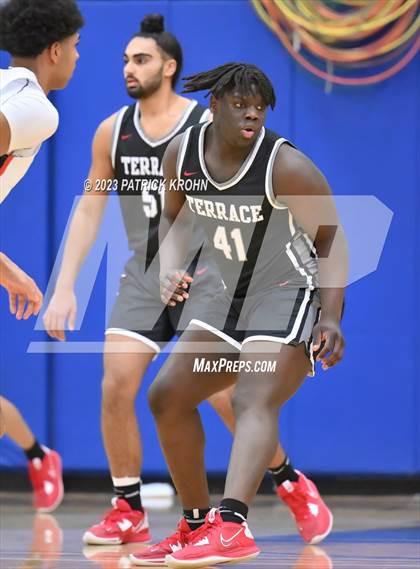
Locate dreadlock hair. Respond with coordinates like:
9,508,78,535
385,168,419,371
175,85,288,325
182,63,276,109
134,14,183,87
0,0,84,58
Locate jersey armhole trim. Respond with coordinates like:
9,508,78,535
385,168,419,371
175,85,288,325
111,106,129,170
199,108,212,123
176,126,194,179
265,137,291,210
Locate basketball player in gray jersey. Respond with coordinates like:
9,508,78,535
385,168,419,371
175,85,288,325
44,18,330,549
44,14,213,545
131,63,346,567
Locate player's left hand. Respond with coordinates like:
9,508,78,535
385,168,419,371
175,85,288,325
312,319,345,370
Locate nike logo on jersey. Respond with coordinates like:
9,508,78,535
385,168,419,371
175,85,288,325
184,170,198,177
195,267,208,276
120,134,133,140
220,528,244,547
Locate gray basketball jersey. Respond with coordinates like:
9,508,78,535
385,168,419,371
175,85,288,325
177,122,319,297
112,100,211,266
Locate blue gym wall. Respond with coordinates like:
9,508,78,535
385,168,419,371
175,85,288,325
1,1,419,477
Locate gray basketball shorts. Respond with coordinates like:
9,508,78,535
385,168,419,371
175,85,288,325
189,285,321,375
107,254,224,354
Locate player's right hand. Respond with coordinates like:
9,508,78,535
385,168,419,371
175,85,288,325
160,270,193,307
43,289,77,341
0,253,43,320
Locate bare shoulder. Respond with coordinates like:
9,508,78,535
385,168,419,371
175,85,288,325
93,111,119,144
273,143,330,196
163,132,185,172
165,132,185,157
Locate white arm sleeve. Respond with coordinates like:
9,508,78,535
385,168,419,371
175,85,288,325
2,88,59,153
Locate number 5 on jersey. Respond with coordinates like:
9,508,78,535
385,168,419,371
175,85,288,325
142,188,159,218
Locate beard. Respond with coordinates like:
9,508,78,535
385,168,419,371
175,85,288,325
126,70,163,100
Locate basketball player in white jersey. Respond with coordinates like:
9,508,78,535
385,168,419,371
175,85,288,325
0,0,83,512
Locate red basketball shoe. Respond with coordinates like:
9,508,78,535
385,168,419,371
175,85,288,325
83,498,150,545
28,447,64,513
277,471,333,544
129,517,196,566
165,508,260,568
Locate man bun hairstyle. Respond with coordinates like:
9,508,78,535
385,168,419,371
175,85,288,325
140,14,164,35
135,13,183,87
0,0,84,57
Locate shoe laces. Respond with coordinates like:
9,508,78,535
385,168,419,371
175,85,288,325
188,508,222,545
158,520,192,549
101,499,132,526
284,483,314,521
101,508,124,526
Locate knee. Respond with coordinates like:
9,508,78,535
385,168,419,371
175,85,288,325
148,365,194,418
231,390,253,417
148,372,177,418
231,384,277,418
102,368,137,410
